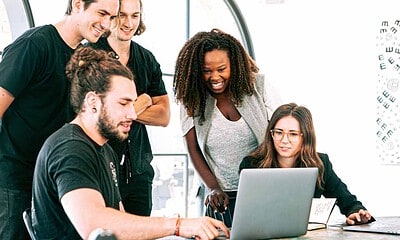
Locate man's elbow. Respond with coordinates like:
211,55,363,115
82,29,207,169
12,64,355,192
160,113,171,127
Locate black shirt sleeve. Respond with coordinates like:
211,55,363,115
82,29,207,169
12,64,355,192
318,153,367,216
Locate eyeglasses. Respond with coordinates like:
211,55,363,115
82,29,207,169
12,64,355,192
270,129,303,143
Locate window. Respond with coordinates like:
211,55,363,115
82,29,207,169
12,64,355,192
0,0,12,58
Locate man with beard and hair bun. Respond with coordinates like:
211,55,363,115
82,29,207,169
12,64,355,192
31,46,229,240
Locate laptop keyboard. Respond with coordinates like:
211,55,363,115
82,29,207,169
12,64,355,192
214,228,231,239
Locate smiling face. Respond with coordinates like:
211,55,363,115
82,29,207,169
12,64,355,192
110,0,141,42
97,75,137,142
202,49,231,95
77,0,119,43
273,116,303,167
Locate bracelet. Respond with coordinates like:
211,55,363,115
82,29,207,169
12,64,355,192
174,214,181,236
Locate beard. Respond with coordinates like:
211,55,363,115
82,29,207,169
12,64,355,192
97,107,129,142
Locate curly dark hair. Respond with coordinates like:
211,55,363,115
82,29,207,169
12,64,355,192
173,28,259,122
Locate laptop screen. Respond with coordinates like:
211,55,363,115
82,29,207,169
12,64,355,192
228,168,318,240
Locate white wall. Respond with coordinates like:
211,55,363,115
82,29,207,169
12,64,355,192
236,0,400,217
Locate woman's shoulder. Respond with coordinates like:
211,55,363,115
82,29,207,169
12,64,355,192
317,152,333,169
317,152,329,160
254,73,265,86
239,156,259,173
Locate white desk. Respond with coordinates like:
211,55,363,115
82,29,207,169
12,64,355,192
158,224,400,240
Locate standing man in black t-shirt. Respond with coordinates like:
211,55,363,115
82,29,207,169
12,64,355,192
89,0,170,216
0,1,119,239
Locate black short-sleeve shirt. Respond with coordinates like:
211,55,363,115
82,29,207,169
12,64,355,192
0,25,75,189
32,124,120,239
89,38,167,175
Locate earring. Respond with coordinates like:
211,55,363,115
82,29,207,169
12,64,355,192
92,108,97,113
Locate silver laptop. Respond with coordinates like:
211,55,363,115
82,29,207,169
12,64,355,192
218,167,318,240
342,216,400,235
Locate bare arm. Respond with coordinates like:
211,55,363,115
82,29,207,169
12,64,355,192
0,87,14,119
134,93,170,126
61,188,229,240
185,128,229,211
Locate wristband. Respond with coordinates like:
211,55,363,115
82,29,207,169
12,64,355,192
174,214,181,236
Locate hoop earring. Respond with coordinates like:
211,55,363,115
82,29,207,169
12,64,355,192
92,108,97,113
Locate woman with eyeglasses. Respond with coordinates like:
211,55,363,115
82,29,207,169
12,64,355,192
240,102,374,226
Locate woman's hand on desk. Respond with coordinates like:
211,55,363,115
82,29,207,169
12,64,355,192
346,209,374,225
205,189,229,213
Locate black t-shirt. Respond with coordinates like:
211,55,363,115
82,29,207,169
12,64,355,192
32,124,120,239
0,24,75,189
89,38,167,175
